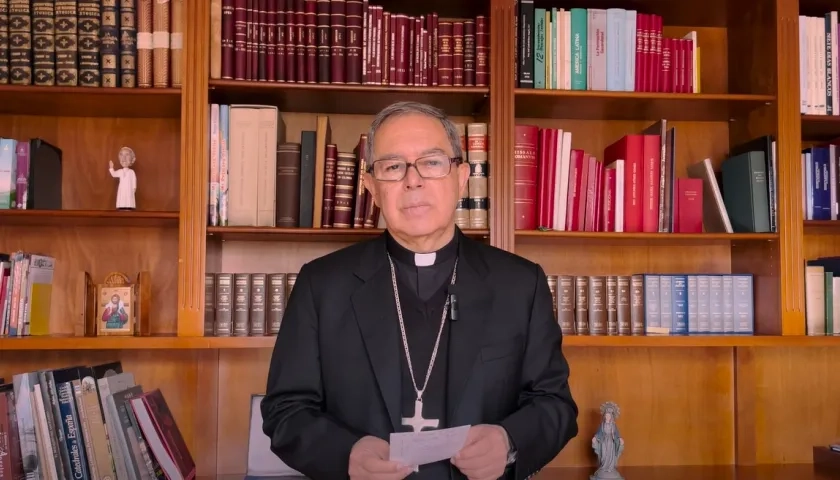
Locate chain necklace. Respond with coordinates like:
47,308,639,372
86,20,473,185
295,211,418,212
387,253,458,432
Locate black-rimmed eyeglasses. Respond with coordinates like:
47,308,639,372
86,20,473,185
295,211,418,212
367,154,462,181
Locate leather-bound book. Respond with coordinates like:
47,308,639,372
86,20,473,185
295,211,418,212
304,0,316,82
575,276,590,335
257,0,266,80
137,0,152,86
221,0,234,79
321,144,337,227
31,0,55,86
266,0,276,81
298,132,315,227
294,0,304,82
284,0,295,81
329,0,345,83
214,273,233,336
249,274,266,336
100,0,119,86
475,15,488,87
152,0,169,87
344,0,361,83
332,152,357,228
617,275,632,335
276,142,302,228
513,124,539,230
233,273,251,336
558,275,575,335
8,0,31,85
316,0,330,83
352,135,367,227
78,0,100,86
120,0,137,87
437,20,452,86
204,273,215,336
463,19,474,86
431,13,438,86
267,273,286,335
0,0,8,84
452,21,463,86
274,0,286,81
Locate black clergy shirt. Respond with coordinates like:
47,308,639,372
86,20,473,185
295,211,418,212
385,231,458,479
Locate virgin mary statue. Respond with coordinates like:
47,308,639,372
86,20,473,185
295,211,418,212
591,401,624,480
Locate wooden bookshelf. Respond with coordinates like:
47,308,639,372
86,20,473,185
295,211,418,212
4,0,840,477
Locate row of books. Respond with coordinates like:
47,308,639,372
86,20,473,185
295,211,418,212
208,104,490,230
204,271,297,337
0,137,63,211
800,12,840,116
0,362,195,480
0,0,183,88
1,251,55,338
514,122,778,234
547,273,755,336
803,142,840,221
516,6,699,94
805,256,840,335
209,0,489,87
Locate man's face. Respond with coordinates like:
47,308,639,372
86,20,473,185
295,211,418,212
365,113,469,241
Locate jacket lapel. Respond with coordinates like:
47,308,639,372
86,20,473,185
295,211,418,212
447,234,493,422
350,234,402,431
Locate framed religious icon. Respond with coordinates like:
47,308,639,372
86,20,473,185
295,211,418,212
96,271,135,336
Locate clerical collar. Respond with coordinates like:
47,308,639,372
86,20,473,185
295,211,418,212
385,230,458,267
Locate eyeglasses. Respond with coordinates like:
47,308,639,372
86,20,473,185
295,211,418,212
368,154,462,181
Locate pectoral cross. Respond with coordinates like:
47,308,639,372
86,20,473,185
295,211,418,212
402,398,439,432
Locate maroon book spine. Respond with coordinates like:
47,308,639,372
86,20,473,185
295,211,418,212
294,0,305,82
381,10,389,84
407,17,415,85
333,152,358,228
362,0,369,83
258,0,267,80
452,21,463,86
322,144,337,227
438,21,452,86
431,13,438,86
284,0,296,82
463,19,474,86
422,24,429,86
275,2,286,81
395,14,406,85
222,0,235,79
330,0,345,83
475,15,488,87
304,0,316,82
249,0,258,79
345,0,362,83
370,6,378,84
266,0,276,80
316,0,330,83
388,13,395,84
234,0,247,80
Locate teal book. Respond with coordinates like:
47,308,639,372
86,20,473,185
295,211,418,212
720,151,771,233
570,8,587,90
534,8,545,89
0,138,17,209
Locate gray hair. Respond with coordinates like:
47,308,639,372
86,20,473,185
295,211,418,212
365,101,464,171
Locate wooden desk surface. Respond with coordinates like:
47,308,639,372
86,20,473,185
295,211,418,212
205,464,840,479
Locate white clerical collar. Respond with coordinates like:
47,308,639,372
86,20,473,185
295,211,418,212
414,252,436,267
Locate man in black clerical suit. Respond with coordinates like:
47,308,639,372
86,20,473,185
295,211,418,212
261,101,578,480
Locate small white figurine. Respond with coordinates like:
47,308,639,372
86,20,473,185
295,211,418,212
591,401,624,480
109,146,137,210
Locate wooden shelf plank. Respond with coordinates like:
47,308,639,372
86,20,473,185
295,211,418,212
0,209,179,227
0,335,209,350
514,89,775,121
204,334,840,348
208,79,490,117
515,230,778,246
207,226,491,242
804,220,840,234
801,114,840,141
527,464,818,480
0,85,182,118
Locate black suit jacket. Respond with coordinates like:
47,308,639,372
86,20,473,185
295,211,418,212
261,230,578,480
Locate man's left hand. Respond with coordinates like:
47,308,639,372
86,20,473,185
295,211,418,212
450,424,510,480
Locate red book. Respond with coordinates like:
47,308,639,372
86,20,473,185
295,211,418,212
129,389,196,480
641,134,661,232
514,125,539,230
536,128,557,229
565,149,586,231
675,177,703,233
602,166,617,232
604,135,644,233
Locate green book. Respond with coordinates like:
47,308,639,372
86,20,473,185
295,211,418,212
534,8,545,89
570,8,587,90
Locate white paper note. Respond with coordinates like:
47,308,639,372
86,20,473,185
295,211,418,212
389,425,471,469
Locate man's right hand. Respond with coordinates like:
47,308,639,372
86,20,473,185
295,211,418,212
348,436,414,480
